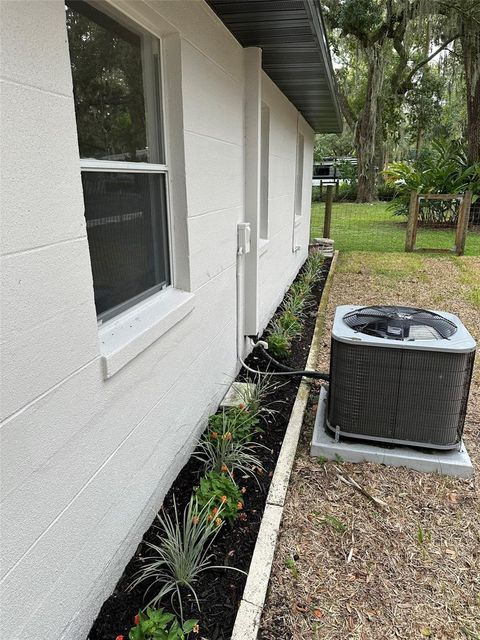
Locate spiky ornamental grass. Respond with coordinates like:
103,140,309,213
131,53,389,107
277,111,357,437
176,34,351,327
303,251,325,281
207,374,278,441
289,278,312,301
267,250,325,358
194,411,267,482
129,497,244,621
276,311,303,339
235,372,279,419
282,289,310,319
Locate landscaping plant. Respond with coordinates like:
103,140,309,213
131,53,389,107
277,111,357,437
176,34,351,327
125,608,198,640
384,139,480,223
236,372,278,418
276,310,303,339
129,497,242,619
194,471,244,525
194,412,265,480
266,325,292,359
282,288,310,319
303,251,325,282
289,278,312,301
207,406,260,441
267,251,324,359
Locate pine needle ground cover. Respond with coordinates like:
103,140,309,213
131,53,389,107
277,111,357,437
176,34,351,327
261,252,480,640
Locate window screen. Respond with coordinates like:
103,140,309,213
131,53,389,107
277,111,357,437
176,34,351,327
66,1,170,320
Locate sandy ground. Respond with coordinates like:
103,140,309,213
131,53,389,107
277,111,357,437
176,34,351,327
260,252,480,640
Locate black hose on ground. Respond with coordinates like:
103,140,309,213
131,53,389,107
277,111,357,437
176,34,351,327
244,343,330,381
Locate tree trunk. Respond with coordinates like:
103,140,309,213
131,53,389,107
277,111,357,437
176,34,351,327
461,29,480,164
415,127,423,158
374,93,386,186
355,43,386,202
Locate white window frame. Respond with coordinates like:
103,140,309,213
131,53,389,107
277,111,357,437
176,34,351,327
69,2,173,324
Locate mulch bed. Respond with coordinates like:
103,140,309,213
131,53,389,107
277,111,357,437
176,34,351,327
88,256,331,640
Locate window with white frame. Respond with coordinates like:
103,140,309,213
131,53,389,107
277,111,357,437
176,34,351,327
260,103,270,240
66,1,170,321
294,132,305,218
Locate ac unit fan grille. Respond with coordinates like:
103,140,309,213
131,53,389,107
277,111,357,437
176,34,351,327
342,305,457,341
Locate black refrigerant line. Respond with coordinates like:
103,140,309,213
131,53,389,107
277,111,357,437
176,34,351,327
239,340,330,381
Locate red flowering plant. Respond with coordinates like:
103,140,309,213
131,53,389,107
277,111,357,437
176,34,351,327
194,471,244,525
207,407,260,441
127,608,198,639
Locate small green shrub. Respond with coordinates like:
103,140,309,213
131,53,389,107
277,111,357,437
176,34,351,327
267,326,292,358
311,185,322,202
208,407,260,441
337,181,357,201
376,181,395,200
194,471,244,525
276,311,303,339
127,608,198,640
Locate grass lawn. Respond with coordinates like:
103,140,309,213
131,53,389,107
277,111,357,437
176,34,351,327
310,201,480,256
261,251,480,640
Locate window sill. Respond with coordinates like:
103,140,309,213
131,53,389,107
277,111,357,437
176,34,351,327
258,238,270,256
99,288,195,379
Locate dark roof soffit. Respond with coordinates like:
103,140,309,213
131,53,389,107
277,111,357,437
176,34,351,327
206,0,343,133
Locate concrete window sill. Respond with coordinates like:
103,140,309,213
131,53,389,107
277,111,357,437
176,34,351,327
99,288,195,379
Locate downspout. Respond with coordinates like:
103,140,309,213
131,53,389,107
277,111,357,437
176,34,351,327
236,223,251,359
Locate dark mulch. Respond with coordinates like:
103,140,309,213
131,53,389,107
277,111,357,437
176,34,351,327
88,257,331,640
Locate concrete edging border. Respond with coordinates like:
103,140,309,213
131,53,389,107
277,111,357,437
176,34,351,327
231,250,339,639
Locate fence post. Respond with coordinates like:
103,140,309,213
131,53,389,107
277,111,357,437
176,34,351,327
323,185,334,238
455,190,472,256
405,190,419,252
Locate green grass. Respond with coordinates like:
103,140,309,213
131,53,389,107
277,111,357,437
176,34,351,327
311,201,480,256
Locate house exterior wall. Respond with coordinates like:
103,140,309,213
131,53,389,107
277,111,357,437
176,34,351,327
0,1,314,638
257,73,314,333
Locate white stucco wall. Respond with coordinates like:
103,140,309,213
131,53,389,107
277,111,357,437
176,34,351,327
0,2,314,638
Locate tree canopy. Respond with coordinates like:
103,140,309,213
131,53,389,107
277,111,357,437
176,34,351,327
319,0,480,201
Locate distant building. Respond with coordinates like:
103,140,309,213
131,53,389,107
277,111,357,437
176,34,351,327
313,156,357,192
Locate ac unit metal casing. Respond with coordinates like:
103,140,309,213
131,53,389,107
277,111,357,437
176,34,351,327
327,305,476,449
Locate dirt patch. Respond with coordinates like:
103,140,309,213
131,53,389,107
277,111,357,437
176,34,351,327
260,252,480,640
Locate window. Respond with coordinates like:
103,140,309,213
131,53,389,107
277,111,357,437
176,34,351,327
260,103,270,240
294,132,304,217
66,1,170,321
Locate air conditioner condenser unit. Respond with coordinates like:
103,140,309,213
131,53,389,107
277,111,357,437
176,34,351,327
327,305,476,450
